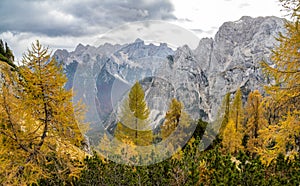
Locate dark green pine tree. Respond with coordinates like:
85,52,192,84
0,40,5,55
0,40,16,68
4,42,14,62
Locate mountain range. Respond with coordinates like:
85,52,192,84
54,16,285,141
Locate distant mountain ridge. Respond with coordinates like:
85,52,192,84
54,16,285,139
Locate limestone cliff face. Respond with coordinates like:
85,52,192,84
54,16,285,134
194,16,285,119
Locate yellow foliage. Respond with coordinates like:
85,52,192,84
114,82,153,146
230,88,244,133
244,90,268,154
258,11,300,163
0,41,87,184
222,119,243,154
160,98,192,152
114,121,153,146
221,89,244,154
161,98,183,139
257,112,300,164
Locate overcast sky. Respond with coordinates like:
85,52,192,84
0,0,285,60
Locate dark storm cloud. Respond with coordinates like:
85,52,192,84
0,0,176,37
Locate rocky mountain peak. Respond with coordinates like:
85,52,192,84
215,16,284,46
75,43,86,54
134,38,144,43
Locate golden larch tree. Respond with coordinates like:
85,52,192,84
160,98,192,152
114,82,153,146
221,88,244,154
258,0,300,164
0,41,87,185
244,90,267,154
161,98,182,139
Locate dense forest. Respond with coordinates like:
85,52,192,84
0,0,299,185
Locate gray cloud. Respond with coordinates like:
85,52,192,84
93,21,200,50
191,28,215,35
191,29,204,33
0,0,176,37
239,3,250,8
204,30,214,35
178,18,192,22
